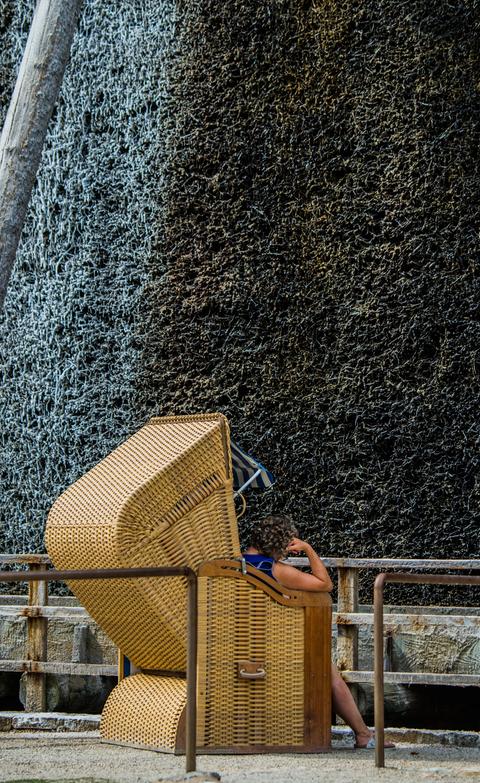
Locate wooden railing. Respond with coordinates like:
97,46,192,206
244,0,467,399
290,556,480,689
1,554,479,713
0,554,117,711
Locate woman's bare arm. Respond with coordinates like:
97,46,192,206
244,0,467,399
272,538,333,592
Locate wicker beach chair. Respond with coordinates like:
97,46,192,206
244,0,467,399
45,413,331,753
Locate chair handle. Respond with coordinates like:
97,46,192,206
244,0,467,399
237,660,266,679
239,668,266,679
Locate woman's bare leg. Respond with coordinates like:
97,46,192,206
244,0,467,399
331,663,372,745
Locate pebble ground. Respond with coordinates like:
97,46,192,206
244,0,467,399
0,732,479,783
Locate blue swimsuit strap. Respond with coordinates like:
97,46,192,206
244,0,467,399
244,554,276,579
256,559,274,571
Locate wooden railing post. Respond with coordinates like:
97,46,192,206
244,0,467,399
336,566,359,673
24,562,48,711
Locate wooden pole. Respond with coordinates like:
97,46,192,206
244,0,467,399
0,0,84,309
24,562,49,711
336,566,359,672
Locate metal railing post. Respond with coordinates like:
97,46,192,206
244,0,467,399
0,565,197,774
373,573,386,769
374,572,480,770
186,569,198,773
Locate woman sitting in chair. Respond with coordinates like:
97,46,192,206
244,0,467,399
243,514,394,750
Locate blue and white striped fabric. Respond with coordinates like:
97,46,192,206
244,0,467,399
230,440,276,493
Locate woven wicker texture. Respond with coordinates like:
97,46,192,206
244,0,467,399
101,673,186,751
197,574,305,749
45,413,240,670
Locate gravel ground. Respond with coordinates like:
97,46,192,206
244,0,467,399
0,733,479,783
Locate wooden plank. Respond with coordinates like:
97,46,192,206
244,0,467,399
3,604,479,626
288,557,480,570
0,660,117,676
380,605,480,616
0,554,51,565
2,554,479,570
0,595,80,606
3,554,479,570
341,671,480,687
0,0,84,307
0,605,90,619
3,606,480,628
5,661,478,686
335,612,480,630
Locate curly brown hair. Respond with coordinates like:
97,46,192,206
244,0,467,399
249,514,299,559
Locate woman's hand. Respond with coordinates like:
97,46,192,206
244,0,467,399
286,537,310,555
275,536,333,593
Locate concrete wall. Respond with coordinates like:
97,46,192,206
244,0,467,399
1,595,479,728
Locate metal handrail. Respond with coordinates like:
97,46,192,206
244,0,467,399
374,572,480,769
0,566,198,774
